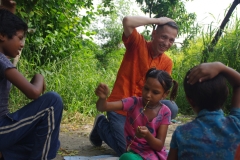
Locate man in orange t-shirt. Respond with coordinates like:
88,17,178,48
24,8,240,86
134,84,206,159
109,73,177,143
90,16,179,156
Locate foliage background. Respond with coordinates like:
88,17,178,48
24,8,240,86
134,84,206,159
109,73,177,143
8,0,240,121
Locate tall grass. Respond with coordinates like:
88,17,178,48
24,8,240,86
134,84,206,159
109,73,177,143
9,18,240,120
9,49,124,121
168,16,240,114
167,39,203,115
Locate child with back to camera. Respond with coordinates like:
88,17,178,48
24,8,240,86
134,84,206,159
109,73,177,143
95,68,178,160
0,1,63,159
167,62,240,160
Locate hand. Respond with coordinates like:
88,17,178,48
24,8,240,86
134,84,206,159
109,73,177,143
187,62,223,85
156,17,175,25
30,74,45,94
0,0,16,13
135,126,149,138
95,83,110,99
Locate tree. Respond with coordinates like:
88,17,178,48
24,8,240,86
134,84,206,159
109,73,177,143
14,0,112,65
135,0,198,43
91,0,141,68
201,0,240,62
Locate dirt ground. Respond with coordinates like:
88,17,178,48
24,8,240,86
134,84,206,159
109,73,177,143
53,120,184,160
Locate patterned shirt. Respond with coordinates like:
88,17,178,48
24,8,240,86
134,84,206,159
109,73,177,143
0,53,15,118
170,108,240,160
122,96,171,160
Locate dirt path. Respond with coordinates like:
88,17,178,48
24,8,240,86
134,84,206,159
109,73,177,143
54,122,182,160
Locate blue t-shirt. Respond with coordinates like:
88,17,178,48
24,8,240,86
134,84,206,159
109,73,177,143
170,108,240,160
0,53,15,118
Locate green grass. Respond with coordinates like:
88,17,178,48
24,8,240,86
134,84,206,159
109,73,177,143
8,19,240,122
9,49,124,123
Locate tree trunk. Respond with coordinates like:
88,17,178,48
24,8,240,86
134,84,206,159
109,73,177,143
201,0,240,63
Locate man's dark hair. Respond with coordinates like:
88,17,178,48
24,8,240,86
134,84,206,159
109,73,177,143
0,9,28,39
184,69,229,111
156,21,179,33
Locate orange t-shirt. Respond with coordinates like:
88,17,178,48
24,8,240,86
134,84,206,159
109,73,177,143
107,29,173,116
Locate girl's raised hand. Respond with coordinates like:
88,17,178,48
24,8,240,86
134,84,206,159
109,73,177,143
95,83,110,99
0,0,16,13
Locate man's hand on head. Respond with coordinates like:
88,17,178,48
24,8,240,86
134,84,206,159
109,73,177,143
0,0,16,14
157,17,175,25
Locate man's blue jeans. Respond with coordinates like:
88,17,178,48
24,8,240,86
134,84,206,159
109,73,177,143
161,100,179,120
96,100,178,156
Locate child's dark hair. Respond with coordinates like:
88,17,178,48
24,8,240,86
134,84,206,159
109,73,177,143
184,69,229,111
145,68,178,101
156,21,179,33
0,9,28,39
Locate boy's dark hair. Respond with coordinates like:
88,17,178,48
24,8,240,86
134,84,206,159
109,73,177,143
0,9,28,39
156,21,179,33
184,69,229,111
145,68,178,101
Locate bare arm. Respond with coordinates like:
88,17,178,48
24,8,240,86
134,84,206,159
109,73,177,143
5,68,45,99
122,16,175,38
95,83,123,112
187,62,240,108
135,124,168,151
167,148,178,160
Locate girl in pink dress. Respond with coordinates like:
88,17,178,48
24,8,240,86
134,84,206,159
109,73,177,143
95,68,178,160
